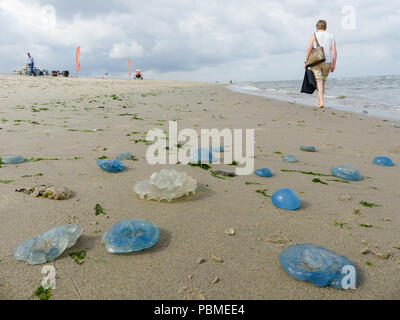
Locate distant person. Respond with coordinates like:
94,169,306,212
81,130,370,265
26,53,35,76
305,20,337,108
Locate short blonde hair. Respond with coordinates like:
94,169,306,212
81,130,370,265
316,20,327,30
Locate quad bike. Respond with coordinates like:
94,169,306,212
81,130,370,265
134,69,143,80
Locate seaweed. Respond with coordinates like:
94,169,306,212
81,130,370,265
210,170,226,179
312,178,328,185
95,203,105,216
256,190,271,198
25,158,59,162
360,201,381,208
281,169,333,177
245,181,262,185
131,114,144,121
188,162,211,170
69,251,86,265
22,173,43,178
0,180,14,184
360,223,373,228
34,286,52,300
334,220,348,228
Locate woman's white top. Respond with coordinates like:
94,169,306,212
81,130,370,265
314,31,335,64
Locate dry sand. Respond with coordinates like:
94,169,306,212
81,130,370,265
0,74,400,300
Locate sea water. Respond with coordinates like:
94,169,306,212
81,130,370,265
228,75,400,120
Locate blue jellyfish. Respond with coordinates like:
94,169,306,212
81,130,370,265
210,146,224,152
373,156,394,167
283,155,297,163
255,168,272,178
272,188,301,210
300,146,316,152
331,166,363,181
189,148,216,163
102,220,159,253
116,152,133,160
279,244,357,289
2,155,25,164
97,159,126,172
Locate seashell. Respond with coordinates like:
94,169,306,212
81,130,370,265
14,225,83,265
102,219,159,253
16,184,72,200
134,169,197,202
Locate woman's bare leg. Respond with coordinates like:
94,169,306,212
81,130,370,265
316,79,324,107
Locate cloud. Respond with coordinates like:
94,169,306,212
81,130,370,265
0,0,399,81
109,42,143,58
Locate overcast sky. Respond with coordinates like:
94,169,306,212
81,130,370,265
0,0,399,81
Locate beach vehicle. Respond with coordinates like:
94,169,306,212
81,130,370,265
134,69,143,80
13,66,43,76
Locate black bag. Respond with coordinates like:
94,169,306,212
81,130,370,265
301,68,317,94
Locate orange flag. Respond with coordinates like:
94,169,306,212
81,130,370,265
128,58,131,76
76,46,80,73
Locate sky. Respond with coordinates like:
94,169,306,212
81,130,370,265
0,0,399,81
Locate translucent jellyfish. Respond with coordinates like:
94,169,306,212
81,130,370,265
116,152,134,160
331,166,363,181
97,159,126,172
102,220,159,253
283,155,297,163
300,146,316,152
272,188,301,210
255,168,272,178
134,169,197,202
14,225,84,265
2,155,25,164
189,148,217,163
279,244,357,289
373,156,394,167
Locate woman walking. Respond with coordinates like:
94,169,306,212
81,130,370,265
305,20,337,108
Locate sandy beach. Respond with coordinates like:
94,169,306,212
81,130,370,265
1,74,400,300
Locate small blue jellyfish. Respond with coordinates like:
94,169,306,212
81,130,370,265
331,166,363,181
272,188,301,210
255,168,272,178
116,152,133,160
283,155,297,163
279,244,357,289
97,159,126,172
300,146,316,152
373,156,394,167
210,146,224,152
102,220,159,253
2,155,25,164
189,148,216,163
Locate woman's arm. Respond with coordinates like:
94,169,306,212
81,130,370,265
304,35,314,68
331,40,337,72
